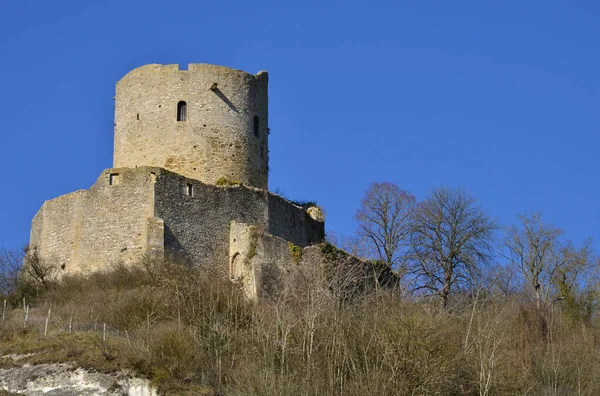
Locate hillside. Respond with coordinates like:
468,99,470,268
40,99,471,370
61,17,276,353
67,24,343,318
1,246,600,395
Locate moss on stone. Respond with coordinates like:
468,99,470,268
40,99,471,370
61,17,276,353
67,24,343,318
246,228,258,262
320,242,345,262
215,177,242,186
288,242,302,264
291,200,317,208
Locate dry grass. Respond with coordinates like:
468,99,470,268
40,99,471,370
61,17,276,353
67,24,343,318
1,259,600,395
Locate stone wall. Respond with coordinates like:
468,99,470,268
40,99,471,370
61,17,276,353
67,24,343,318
29,167,324,281
229,221,260,297
153,169,269,267
29,168,156,275
74,168,156,272
29,190,86,271
229,221,298,299
241,241,399,300
267,194,324,247
153,169,324,267
252,232,297,299
114,64,269,189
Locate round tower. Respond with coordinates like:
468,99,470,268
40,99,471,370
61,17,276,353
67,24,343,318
113,63,269,189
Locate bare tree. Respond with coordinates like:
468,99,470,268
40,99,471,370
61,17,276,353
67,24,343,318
335,233,373,260
503,213,592,309
355,182,416,274
0,247,24,296
482,264,521,299
23,249,56,290
409,187,497,309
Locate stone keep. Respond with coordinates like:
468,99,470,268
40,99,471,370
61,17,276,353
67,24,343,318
114,64,269,189
28,63,324,298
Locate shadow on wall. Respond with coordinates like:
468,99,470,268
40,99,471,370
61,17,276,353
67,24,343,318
211,88,239,114
258,262,284,299
163,224,191,265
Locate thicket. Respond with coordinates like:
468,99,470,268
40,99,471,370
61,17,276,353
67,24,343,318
1,252,600,395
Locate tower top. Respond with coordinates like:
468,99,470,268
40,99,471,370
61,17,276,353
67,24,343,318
118,63,268,81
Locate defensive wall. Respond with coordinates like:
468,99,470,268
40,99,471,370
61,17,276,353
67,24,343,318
29,167,324,278
30,170,157,274
228,224,399,299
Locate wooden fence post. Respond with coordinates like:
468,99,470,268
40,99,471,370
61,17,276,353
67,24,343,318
23,305,29,328
44,307,52,336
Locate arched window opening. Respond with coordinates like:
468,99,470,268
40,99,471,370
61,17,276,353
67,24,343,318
230,252,241,280
253,116,259,137
177,101,187,121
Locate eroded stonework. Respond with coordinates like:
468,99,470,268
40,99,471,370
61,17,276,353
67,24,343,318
28,63,324,298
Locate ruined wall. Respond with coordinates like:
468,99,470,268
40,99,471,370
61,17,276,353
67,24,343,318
252,232,297,299
74,168,156,273
229,221,296,299
29,190,86,270
229,222,260,297
114,64,269,189
153,169,324,270
235,239,398,300
153,170,269,268
267,195,324,247
28,168,157,275
29,166,324,278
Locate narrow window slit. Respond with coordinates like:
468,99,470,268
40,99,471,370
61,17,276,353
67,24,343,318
177,101,187,121
253,116,259,137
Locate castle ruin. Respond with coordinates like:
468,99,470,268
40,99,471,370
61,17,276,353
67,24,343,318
28,64,325,297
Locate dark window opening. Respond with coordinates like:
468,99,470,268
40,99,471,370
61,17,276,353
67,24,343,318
109,173,119,185
177,101,187,121
186,183,193,196
136,113,139,120
253,116,259,137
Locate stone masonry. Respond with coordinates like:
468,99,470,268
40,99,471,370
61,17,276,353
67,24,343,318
28,63,325,298
114,64,269,189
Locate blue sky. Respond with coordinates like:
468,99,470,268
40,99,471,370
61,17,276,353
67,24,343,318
0,0,598,256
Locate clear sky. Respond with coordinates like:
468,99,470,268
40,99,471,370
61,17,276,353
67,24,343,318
0,0,598,256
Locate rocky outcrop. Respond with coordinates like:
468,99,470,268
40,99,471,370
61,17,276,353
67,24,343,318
0,362,156,396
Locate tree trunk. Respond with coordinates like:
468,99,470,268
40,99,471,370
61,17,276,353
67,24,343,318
442,272,451,309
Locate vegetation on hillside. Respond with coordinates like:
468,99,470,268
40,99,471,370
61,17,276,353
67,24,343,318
0,250,598,394
0,182,598,395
